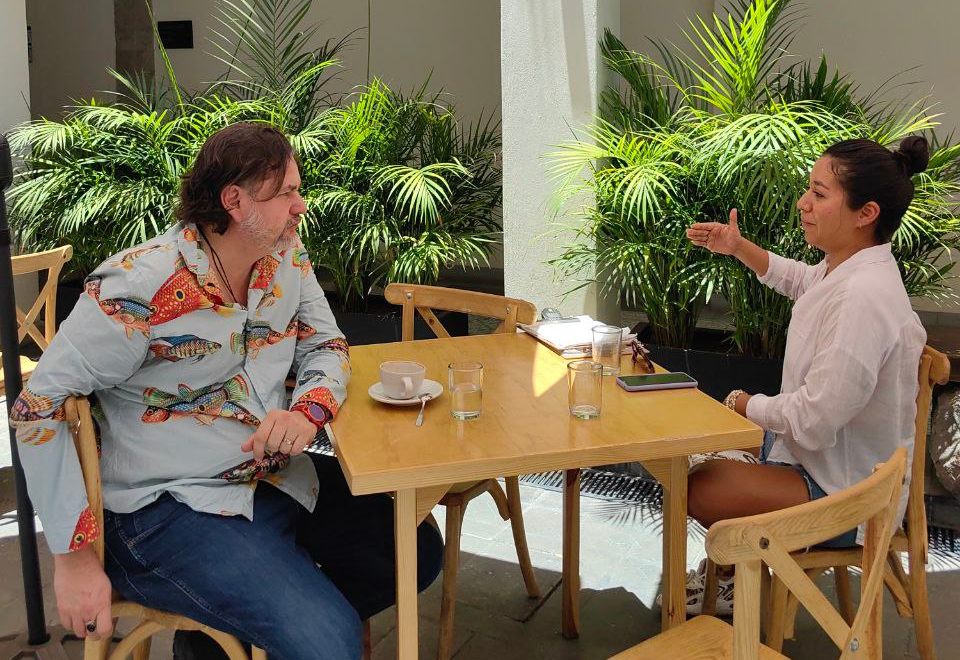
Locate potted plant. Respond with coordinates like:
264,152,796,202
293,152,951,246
548,0,960,399
9,0,503,345
298,78,501,340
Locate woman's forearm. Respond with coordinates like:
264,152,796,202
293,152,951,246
732,237,770,277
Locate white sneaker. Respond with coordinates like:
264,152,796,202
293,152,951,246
655,559,735,616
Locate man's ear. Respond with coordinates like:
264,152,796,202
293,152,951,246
857,200,880,229
220,184,242,215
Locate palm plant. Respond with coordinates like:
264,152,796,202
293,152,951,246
8,63,336,277
302,80,501,309
9,0,502,299
550,0,960,357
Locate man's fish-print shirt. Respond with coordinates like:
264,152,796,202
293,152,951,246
10,223,350,554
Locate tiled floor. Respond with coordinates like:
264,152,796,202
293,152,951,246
0,480,958,658
1,395,959,657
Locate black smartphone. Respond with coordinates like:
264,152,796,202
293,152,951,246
616,372,698,392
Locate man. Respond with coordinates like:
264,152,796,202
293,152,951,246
11,122,443,659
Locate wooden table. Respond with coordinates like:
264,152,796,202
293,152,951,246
328,333,762,658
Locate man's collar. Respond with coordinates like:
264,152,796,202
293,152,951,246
178,222,287,293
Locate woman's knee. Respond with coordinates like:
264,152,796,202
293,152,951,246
687,466,726,527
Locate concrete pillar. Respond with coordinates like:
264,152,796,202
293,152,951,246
500,0,620,320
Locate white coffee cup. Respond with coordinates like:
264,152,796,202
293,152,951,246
379,361,426,399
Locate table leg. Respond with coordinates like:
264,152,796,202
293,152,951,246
395,488,419,659
562,468,581,639
661,457,688,630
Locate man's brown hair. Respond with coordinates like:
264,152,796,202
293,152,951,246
176,122,294,234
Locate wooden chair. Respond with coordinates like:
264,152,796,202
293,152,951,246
611,447,908,660
0,245,72,394
63,396,268,660
383,283,541,660
765,345,951,658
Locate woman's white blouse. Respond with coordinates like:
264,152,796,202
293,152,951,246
746,243,926,529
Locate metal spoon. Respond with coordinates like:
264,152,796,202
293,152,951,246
415,394,430,426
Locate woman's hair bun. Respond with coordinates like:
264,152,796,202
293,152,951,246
893,135,930,176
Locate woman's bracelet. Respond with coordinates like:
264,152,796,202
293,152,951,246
724,389,746,411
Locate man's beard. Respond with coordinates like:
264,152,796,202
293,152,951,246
239,206,299,252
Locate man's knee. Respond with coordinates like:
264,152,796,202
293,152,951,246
417,520,444,593
272,598,362,660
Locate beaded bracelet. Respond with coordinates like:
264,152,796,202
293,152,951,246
723,389,746,411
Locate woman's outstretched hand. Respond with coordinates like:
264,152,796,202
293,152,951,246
687,208,742,256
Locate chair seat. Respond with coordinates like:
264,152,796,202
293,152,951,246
0,354,39,393
609,616,787,659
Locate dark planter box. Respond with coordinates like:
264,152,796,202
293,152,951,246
644,344,783,402
635,326,783,402
328,294,468,346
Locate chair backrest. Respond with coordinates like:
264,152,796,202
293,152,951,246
11,245,73,352
383,283,537,341
707,447,907,660
907,345,951,562
63,396,105,564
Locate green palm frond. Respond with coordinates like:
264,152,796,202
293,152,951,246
550,0,960,356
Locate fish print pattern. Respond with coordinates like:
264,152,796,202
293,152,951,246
148,257,216,325
216,453,290,483
141,375,260,427
291,248,312,278
85,275,152,338
230,319,298,358
109,244,170,271
148,335,222,362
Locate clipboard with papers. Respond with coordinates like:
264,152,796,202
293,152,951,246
516,315,635,358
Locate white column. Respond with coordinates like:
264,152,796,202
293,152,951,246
500,0,620,319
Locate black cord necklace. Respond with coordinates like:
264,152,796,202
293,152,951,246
198,227,240,304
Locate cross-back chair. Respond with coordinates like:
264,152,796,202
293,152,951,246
763,345,950,658
1,245,72,394
612,447,908,660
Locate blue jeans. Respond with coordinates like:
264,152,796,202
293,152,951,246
103,453,444,660
760,430,858,548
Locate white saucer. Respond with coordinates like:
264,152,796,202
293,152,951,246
368,379,443,405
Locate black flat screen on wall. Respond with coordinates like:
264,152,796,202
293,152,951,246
157,20,193,49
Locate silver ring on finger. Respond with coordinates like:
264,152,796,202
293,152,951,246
281,437,295,453
85,620,97,633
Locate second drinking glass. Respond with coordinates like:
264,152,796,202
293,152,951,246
448,361,483,420
591,324,623,375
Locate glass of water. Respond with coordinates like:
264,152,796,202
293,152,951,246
568,360,603,419
591,325,623,375
449,361,483,420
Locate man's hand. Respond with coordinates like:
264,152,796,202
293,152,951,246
241,409,317,460
687,208,743,256
53,546,113,640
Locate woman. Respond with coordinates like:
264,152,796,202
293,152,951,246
677,136,929,615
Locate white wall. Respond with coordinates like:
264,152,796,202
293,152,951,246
153,0,501,126
25,0,115,119
621,0,712,60
1,0,39,308
1,0,31,132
